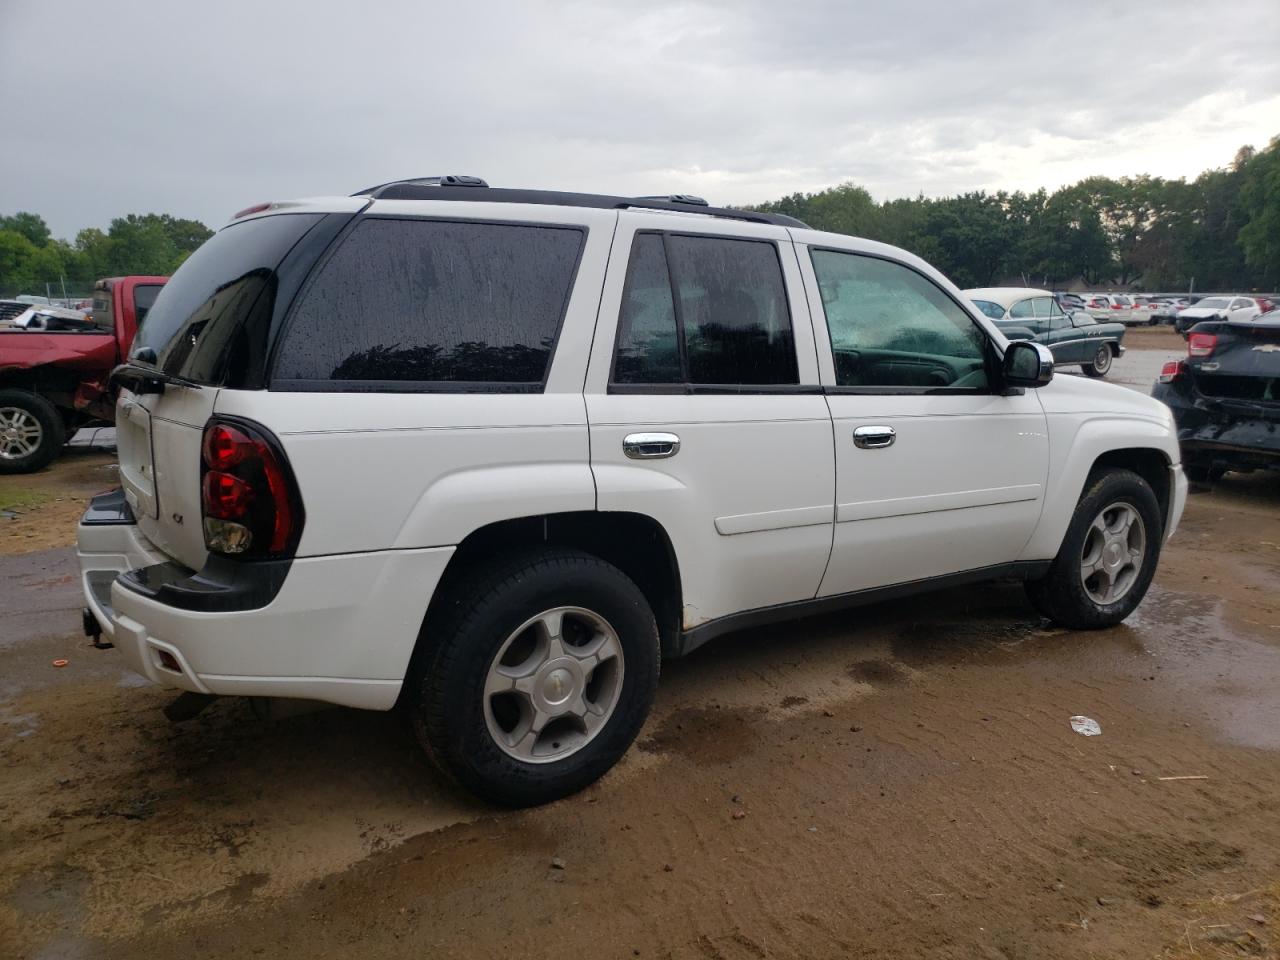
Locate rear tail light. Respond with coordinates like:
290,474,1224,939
1159,360,1186,383
200,419,304,558
1111,303,1123,309
1188,333,1218,358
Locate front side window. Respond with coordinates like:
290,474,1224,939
810,250,989,391
275,218,584,388
610,233,798,387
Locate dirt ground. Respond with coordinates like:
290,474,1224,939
3,362,1280,959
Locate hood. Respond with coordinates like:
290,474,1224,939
1179,307,1226,319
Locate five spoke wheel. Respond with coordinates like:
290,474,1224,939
1079,501,1146,605
483,606,625,763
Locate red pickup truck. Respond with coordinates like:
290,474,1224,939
0,275,167,473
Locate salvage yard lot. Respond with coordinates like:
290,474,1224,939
3,339,1280,960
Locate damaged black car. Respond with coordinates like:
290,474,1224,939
1153,311,1280,482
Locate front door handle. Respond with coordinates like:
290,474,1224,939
623,432,681,459
853,425,896,449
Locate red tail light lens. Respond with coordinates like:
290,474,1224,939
1188,333,1218,358
1158,360,1185,383
200,418,303,558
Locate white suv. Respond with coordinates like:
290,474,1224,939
77,177,1187,805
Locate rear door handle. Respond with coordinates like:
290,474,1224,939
853,425,896,449
623,432,681,459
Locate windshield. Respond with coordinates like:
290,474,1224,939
971,299,1005,319
131,213,323,385
1193,297,1231,309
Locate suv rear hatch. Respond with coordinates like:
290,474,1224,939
1187,317,1280,414
116,210,346,570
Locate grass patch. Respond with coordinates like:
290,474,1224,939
0,486,53,513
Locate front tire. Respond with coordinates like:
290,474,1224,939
1025,468,1162,629
0,389,66,474
1082,344,1113,378
407,549,660,807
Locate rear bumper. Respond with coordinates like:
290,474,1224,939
78,509,454,711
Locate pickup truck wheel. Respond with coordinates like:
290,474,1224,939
408,549,660,807
1081,344,1113,377
0,390,66,474
1024,468,1162,629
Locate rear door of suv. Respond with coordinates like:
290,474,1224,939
584,212,835,630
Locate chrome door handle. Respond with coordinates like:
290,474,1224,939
623,432,681,459
853,425,896,449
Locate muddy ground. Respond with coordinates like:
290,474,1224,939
4,346,1280,960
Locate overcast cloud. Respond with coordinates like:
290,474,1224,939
2,0,1277,239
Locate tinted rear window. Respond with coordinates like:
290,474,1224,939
272,218,584,390
132,213,324,384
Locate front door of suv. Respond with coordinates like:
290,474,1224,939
585,214,835,629
795,241,1050,596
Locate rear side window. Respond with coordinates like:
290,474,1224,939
133,213,324,385
133,284,162,328
90,291,113,333
273,218,584,390
610,232,798,388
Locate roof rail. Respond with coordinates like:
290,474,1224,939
635,194,709,207
351,181,809,228
352,175,488,196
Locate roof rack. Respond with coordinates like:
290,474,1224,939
349,178,809,229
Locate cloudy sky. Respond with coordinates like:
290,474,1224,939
2,0,1277,240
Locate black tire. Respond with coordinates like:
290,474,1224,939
407,548,660,807
1024,468,1163,629
1081,344,1113,378
0,389,66,474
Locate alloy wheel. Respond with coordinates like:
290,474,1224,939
1080,501,1145,605
483,606,625,763
0,406,43,460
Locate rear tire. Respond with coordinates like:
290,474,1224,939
1025,468,1162,629
407,548,660,807
1082,344,1113,378
0,389,66,474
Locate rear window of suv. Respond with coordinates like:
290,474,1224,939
132,213,325,385
272,218,585,391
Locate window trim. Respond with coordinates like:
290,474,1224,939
266,213,588,394
606,229,805,394
806,245,1000,396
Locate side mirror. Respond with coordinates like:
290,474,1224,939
1003,340,1054,388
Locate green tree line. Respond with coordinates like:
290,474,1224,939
756,135,1280,292
0,211,212,298
5,135,1277,298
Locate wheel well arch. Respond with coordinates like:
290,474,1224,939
419,510,684,662
1089,447,1171,521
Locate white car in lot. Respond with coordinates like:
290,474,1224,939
77,178,1187,805
1085,294,1136,324
1174,295,1268,335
